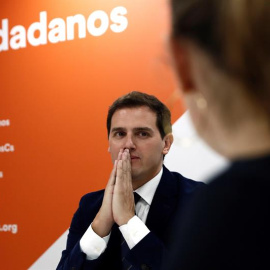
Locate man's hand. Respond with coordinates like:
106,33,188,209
92,149,135,237
91,150,123,237
113,149,135,226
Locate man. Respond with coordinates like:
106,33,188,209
57,91,204,270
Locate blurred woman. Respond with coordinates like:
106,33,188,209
166,0,270,269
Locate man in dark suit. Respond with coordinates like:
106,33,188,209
57,91,204,270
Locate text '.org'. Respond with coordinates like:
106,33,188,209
0,224,18,234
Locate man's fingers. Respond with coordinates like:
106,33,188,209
122,149,131,174
117,148,123,161
107,147,124,188
106,160,117,188
115,150,132,195
113,152,135,225
116,151,130,181
116,159,123,179
125,150,131,174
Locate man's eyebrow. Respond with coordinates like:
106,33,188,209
111,127,126,133
110,127,154,133
133,127,154,133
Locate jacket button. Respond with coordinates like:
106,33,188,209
141,264,150,270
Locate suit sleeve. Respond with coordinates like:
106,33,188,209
56,194,105,270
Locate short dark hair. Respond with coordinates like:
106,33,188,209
107,91,172,138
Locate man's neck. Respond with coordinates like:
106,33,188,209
132,166,163,190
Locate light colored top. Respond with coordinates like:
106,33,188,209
80,168,163,260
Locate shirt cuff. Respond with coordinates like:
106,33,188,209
80,223,110,260
119,215,150,250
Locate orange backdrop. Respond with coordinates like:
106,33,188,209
0,0,185,268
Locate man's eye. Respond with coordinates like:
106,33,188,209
138,132,149,137
115,132,125,137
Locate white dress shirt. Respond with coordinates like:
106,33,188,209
80,168,163,260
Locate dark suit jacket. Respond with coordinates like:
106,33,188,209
166,154,270,270
56,166,204,270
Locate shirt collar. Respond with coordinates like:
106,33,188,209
134,167,163,206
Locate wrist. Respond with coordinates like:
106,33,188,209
116,214,135,226
92,215,114,237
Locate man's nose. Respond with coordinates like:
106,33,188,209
124,135,136,149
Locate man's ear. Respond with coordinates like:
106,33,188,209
108,146,110,152
162,133,174,155
170,37,194,93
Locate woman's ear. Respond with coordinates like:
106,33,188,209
169,37,195,93
162,133,174,155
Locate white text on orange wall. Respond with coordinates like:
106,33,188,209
0,119,10,126
0,143,15,152
0,6,128,52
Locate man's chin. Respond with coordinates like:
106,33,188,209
131,169,141,180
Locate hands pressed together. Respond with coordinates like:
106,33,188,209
92,149,135,237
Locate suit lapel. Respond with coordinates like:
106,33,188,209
146,166,180,237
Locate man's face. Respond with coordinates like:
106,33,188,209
108,106,170,189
